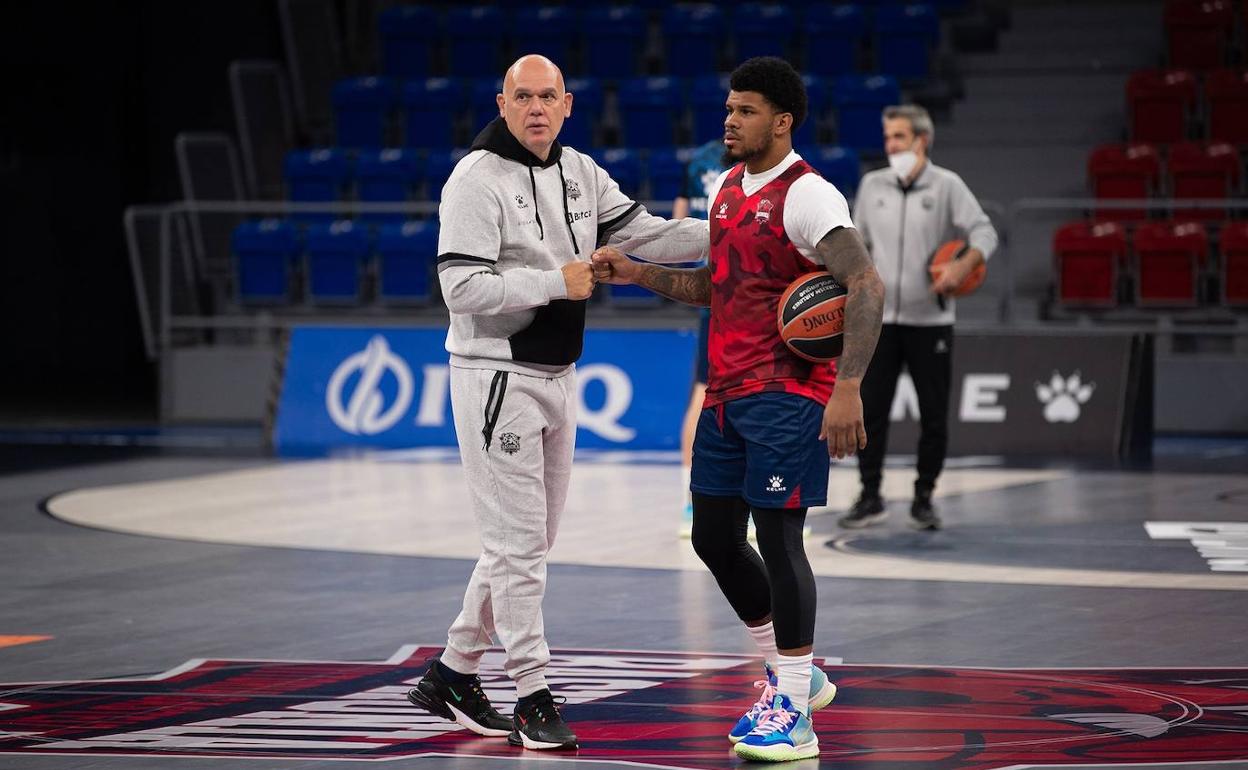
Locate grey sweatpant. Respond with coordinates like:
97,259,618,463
440,364,576,697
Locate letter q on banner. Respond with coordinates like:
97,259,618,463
576,364,637,442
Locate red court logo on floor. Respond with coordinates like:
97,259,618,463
1,646,1246,768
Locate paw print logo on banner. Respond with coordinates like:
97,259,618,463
1035,371,1095,423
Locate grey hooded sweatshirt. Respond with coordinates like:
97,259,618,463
437,118,709,376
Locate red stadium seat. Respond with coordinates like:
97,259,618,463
1133,220,1208,306
1165,0,1234,70
1127,69,1197,143
1088,143,1161,221
1222,222,1248,305
1168,142,1241,220
1205,69,1248,144
1053,221,1128,308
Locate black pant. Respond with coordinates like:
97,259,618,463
857,324,953,498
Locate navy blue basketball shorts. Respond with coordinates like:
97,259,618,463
690,392,830,509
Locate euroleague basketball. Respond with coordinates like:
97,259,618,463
928,239,987,296
777,271,848,362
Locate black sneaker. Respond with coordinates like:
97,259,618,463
909,496,942,531
407,659,512,737
508,689,578,750
838,493,887,529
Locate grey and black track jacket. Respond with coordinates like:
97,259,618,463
853,161,999,326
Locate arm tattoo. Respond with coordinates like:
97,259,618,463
633,264,712,307
814,227,884,381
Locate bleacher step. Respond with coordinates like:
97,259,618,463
961,74,1127,99
958,49,1158,75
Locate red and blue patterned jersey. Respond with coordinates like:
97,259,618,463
704,160,837,408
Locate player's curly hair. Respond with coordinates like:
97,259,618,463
729,57,808,132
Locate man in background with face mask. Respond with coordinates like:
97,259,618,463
838,104,998,532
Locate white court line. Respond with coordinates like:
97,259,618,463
42,459,1248,591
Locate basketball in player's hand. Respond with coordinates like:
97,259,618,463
778,271,847,362
928,239,986,296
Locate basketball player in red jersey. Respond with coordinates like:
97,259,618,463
593,57,884,762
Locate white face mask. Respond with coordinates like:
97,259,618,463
888,150,919,181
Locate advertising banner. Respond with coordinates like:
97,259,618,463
273,327,1149,457
273,326,697,455
886,332,1150,456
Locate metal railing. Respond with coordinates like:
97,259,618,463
123,196,1248,363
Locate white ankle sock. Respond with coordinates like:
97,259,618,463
746,622,780,671
775,652,813,714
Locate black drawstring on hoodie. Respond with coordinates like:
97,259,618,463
556,159,580,255
528,165,544,242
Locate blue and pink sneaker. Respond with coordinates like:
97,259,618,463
727,662,836,743
733,693,819,761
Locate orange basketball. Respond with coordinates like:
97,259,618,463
928,239,986,297
777,271,847,362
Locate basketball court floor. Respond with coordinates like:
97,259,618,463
2,440,1247,769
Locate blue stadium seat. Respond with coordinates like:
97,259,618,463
582,7,646,79
377,221,438,304
425,149,470,200
467,78,505,137
232,219,299,304
560,77,602,149
733,4,796,61
833,75,900,152
663,4,726,76
691,75,731,143
617,77,680,148
512,7,578,70
285,149,350,223
804,5,865,76
593,148,644,199
795,75,827,146
332,77,396,149
356,149,424,224
446,6,505,77
402,78,464,149
648,148,687,202
799,145,861,199
305,220,370,303
874,4,939,79
378,5,437,79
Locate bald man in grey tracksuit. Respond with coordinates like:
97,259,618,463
406,56,708,752
839,105,998,532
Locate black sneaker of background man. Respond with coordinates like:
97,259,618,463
909,494,943,531
508,688,578,750
407,658,512,736
838,492,887,529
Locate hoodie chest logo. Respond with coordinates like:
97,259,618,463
565,179,582,201
515,194,528,209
